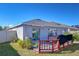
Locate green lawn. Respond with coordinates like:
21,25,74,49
0,42,79,56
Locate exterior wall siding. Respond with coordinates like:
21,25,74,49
40,27,48,40
9,26,24,40
56,28,68,35
23,26,32,40
23,26,40,40
9,25,69,41
23,26,68,40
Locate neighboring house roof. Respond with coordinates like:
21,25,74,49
9,19,78,30
69,27,79,31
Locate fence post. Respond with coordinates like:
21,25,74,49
38,40,40,53
58,40,60,50
52,40,53,52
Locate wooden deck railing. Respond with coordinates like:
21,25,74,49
38,36,73,53
38,39,60,53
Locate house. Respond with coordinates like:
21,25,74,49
8,19,78,41
68,27,79,34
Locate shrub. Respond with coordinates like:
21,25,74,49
16,38,33,49
72,33,79,41
23,38,33,49
33,43,38,48
21,42,26,48
17,39,23,46
11,39,17,43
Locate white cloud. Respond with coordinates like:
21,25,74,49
8,25,13,27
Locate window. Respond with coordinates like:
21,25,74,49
32,28,39,40
48,28,58,37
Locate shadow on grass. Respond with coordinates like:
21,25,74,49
0,42,20,56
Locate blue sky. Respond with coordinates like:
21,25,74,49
0,3,79,26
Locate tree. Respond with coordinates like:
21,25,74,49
3,26,9,30
0,26,3,31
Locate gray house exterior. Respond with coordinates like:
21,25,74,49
9,19,77,40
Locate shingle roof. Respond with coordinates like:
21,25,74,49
23,19,70,28
9,19,79,30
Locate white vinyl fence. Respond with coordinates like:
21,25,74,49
0,30,17,43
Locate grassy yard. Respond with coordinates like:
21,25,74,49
0,42,79,56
